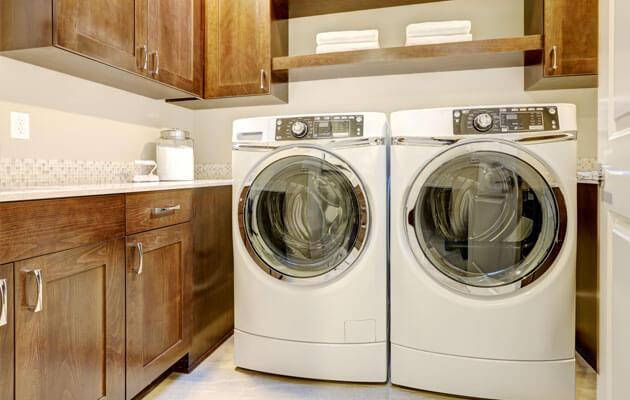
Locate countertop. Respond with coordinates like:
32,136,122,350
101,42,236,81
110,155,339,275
0,179,233,203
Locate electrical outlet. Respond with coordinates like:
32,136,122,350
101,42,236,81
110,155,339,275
11,112,30,140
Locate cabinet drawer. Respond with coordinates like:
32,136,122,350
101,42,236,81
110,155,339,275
126,190,192,235
0,195,125,264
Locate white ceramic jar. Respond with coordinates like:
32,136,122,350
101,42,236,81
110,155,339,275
156,129,194,181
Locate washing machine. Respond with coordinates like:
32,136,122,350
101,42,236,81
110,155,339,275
232,113,388,382
390,104,577,399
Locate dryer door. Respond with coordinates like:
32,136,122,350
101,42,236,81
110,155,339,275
405,140,567,296
239,146,369,284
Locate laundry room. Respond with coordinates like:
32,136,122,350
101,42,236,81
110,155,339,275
0,0,623,399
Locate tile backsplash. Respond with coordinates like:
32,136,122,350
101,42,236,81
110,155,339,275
0,158,231,187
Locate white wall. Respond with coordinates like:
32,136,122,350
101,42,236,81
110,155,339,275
0,56,193,162
194,0,597,164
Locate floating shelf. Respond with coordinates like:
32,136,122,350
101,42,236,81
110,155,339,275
273,0,447,19
272,35,543,81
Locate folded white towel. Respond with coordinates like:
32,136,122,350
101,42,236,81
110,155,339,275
316,42,380,54
406,34,473,46
316,30,379,45
406,21,472,38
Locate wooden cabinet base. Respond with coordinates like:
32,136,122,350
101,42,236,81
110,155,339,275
126,223,192,400
14,240,126,400
0,264,14,400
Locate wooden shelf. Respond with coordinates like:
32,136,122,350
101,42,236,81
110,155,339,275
272,35,543,81
273,0,447,19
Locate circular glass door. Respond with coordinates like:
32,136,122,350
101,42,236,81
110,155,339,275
241,150,369,282
406,145,566,294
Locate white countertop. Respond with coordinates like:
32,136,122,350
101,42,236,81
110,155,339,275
0,179,233,203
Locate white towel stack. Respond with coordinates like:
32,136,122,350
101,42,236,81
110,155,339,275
316,30,380,54
405,21,472,46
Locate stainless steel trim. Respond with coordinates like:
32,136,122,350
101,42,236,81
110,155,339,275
551,45,559,71
392,131,577,147
237,145,371,285
232,137,385,152
0,279,7,327
128,242,144,275
402,138,568,296
25,269,43,312
137,45,148,71
152,205,181,216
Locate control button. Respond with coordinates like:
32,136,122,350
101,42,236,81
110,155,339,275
356,116,363,122
454,110,461,118
473,113,494,132
277,120,282,126
548,107,557,115
291,121,308,138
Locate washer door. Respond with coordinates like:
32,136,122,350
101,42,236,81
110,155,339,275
405,140,567,296
240,147,369,283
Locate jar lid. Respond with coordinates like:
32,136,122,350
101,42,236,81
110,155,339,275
160,129,191,140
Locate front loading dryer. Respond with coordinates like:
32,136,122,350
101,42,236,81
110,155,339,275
232,113,388,382
390,104,577,399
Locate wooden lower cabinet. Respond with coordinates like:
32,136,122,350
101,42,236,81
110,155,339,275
0,264,14,400
126,223,192,399
14,240,126,400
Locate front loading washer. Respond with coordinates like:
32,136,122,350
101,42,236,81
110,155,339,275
390,104,577,399
232,113,388,382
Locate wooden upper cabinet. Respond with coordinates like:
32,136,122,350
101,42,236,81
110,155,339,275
205,0,285,98
147,0,204,96
0,264,14,400
525,0,598,90
543,0,598,77
126,223,192,400
14,240,126,400
55,0,145,74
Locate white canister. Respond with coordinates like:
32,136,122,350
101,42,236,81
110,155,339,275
156,129,195,181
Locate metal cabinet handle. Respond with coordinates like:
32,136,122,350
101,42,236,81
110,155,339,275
149,50,160,75
152,204,181,216
0,279,7,327
137,45,148,71
260,69,266,90
25,269,43,313
551,45,558,71
128,242,144,275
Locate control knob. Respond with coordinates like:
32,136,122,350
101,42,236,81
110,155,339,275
291,121,308,138
473,113,494,132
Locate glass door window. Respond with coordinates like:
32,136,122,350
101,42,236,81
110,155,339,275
410,151,561,289
243,154,367,279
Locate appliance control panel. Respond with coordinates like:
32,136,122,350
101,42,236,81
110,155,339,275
452,106,560,135
275,115,364,140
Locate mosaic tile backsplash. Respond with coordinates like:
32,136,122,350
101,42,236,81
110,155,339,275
0,158,232,187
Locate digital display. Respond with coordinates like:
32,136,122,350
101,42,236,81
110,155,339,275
505,114,518,120
319,122,330,128
332,120,350,133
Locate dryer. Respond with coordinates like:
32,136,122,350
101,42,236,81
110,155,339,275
389,104,577,399
232,113,388,382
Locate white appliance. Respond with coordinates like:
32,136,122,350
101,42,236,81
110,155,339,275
389,104,577,399
232,113,388,382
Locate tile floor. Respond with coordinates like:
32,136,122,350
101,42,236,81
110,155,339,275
142,336,597,400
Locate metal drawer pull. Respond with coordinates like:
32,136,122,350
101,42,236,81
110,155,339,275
0,279,7,326
137,45,148,71
260,69,265,90
551,45,558,71
149,50,160,75
128,242,144,275
152,204,181,216
25,269,43,313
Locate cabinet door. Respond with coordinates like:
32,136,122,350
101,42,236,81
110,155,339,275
15,240,125,400
126,223,192,399
544,0,598,77
55,0,148,74
205,0,271,98
146,0,204,96
0,264,14,400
